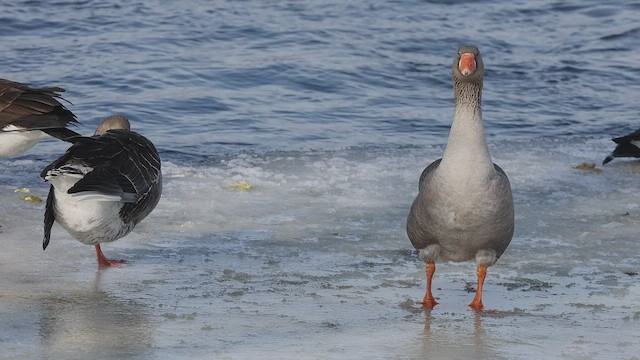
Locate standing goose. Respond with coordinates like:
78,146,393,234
1,78,79,157
602,128,640,164
42,115,162,268
406,46,514,311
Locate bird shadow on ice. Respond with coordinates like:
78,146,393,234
36,272,153,360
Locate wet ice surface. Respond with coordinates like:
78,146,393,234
2,137,640,360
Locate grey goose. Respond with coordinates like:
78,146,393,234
406,46,514,311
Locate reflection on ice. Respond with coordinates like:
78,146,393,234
38,275,152,359
418,312,492,360
0,273,151,360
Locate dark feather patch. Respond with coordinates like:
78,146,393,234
604,129,640,164
1,78,77,131
612,128,640,144
43,186,55,250
43,129,162,225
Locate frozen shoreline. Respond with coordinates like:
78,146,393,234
2,138,640,359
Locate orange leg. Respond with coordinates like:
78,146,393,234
422,261,438,308
468,265,487,311
95,244,127,268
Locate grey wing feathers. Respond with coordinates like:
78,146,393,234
493,163,509,178
418,159,442,191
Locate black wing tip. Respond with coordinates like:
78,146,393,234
42,127,82,142
40,165,52,179
54,105,79,126
43,185,56,251
602,155,614,165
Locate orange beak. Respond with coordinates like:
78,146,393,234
458,53,476,76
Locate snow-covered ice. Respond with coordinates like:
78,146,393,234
1,137,640,359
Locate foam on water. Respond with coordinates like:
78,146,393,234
2,137,640,359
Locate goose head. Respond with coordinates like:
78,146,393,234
94,115,131,136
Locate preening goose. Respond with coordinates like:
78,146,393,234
42,115,162,268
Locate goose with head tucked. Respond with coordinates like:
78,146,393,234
1,78,79,157
406,46,514,311
42,115,162,268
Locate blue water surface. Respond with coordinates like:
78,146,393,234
1,0,639,157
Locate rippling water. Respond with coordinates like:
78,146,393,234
2,1,640,359
2,0,639,155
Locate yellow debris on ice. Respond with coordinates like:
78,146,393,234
21,195,43,204
228,181,253,191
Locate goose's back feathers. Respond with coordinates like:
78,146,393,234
43,129,161,210
42,128,162,249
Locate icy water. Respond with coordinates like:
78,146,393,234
2,0,640,359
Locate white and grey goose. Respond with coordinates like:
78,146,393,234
1,78,79,157
406,46,514,311
42,115,162,268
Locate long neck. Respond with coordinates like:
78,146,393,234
438,81,494,178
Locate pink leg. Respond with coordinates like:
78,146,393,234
95,244,127,268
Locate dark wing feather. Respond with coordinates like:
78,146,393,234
41,149,75,179
42,127,82,141
114,131,162,224
43,135,128,198
602,142,640,164
612,128,640,144
0,78,77,131
43,186,56,250
70,166,133,199
602,128,640,164
120,172,162,225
